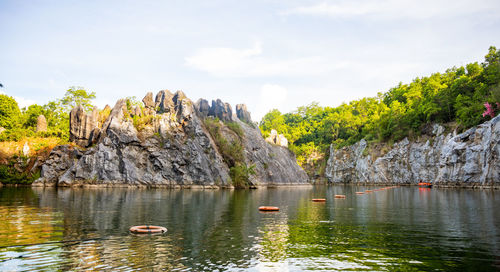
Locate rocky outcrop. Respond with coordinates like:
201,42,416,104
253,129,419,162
236,104,252,124
209,99,233,122
34,91,308,188
325,116,500,187
69,106,99,147
36,115,47,132
155,90,175,113
265,129,288,148
195,99,210,117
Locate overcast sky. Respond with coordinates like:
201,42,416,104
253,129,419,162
1,0,500,121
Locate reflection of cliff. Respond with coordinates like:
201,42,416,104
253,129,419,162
3,187,498,270
0,188,63,248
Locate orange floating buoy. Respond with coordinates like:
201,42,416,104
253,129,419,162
334,195,346,199
259,206,279,211
365,190,373,193
312,198,326,202
129,225,167,234
355,192,364,195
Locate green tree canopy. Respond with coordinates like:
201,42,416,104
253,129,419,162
22,104,46,129
0,94,21,129
60,87,96,112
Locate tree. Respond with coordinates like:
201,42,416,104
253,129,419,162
60,86,96,112
0,94,21,129
22,104,46,129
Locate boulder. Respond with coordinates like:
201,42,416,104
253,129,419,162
265,129,288,147
236,104,252,124
36,115,47,132
23,142,30,156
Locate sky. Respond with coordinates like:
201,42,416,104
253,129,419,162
1,0,500,121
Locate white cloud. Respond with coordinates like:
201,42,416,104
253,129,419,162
282,0,500,19
253,84,288,122
185,42,339,77
0,91,35,109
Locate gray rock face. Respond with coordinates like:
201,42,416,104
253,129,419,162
236,104,252,123
209,99,233,122
155,90,175,113
34,92,308,187
69,106,99,147
235,119,308,185
325,116,500,187
142,92,154,108
195,99,210,117
36,115,47,132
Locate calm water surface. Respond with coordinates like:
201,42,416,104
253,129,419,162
0,186,499,271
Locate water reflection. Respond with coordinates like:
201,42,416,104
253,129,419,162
0,186,498,271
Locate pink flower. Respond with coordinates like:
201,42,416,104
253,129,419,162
482,102,496,118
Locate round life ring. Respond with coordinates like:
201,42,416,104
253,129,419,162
258,206,279,212
312,198,326,202
129,225,167,234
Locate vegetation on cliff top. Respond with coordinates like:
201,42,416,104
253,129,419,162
259,46,500,167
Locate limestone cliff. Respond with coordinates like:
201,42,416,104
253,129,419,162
33,90,308,187
325,116,500,188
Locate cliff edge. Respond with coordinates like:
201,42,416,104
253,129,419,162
325,115,500,188
33,90,308,187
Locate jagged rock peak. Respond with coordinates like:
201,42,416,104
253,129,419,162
69,105,99,147
34,90,310,187
208,99,233,122
195,98,210,117
142,92,154,108
155,90,175,113
236,104,252,123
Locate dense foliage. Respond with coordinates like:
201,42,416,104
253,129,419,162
0,87,95,141
260,47,500,166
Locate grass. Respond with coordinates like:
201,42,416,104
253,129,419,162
203,117,254,188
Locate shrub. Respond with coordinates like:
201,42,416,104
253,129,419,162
229,163,256,188
225,121,244,138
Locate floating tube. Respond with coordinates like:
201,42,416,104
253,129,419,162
418,182,433,188
312,199,326,202
355,192,364,195
259,206,279,211
365,190,373,193
129,225,167,234
334,195,346,199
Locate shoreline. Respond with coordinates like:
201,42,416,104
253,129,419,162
1,182,499,190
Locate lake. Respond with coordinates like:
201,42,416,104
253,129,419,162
0,186,499,271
